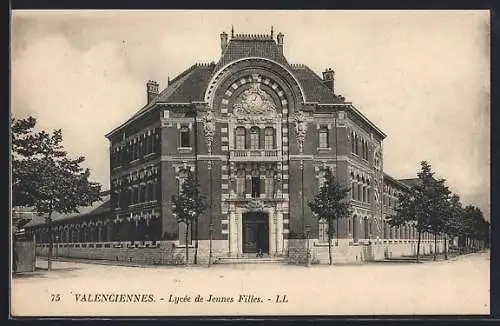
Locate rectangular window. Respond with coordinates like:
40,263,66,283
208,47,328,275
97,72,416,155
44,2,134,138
251,176,260,198
235,127,246,149
144,184,150,202
180,126,190,148
139,140,144,157
250,128,260,150
146,134,152,154
236,177,245,197
265,177,274,198
264,128,274,149
152,129,159,153
319,127,328,148
130,188,135,205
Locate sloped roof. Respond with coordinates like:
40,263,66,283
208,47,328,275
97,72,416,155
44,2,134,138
106,64,215,138
384,173,412,190
291,65,342,104
215,34,288,72
163,64,214,103
106,32,377,138
24,195,111,228
398,178,421,188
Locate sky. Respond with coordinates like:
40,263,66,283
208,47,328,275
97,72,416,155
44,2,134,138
11,10,490,219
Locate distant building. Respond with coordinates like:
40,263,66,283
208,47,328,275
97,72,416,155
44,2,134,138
26,29,443,264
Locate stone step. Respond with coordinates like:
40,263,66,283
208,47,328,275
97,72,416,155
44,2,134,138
215,257,286,264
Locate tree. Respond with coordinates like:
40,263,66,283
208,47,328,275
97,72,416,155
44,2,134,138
308,169,351,265
171,167,207,265
442,194,464,259
463,206,489,251
389,161,444,262
387,188,417,252
11,116,102,270
425,176,451,261
461,205,485,251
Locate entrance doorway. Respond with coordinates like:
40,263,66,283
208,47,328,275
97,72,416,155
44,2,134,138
242,212,269,254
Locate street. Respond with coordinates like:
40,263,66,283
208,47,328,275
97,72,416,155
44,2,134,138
11,251,490,316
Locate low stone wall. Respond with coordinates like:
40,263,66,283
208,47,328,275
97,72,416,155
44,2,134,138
36,238,446,265
36,240,229,265
287,238,447,264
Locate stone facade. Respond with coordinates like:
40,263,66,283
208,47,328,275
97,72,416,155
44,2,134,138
28,29,446,264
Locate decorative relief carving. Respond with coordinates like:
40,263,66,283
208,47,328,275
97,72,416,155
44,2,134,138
294,110,308,153
204,58,305,106
232,82,278,123
245,199,268,212
202,109,216,153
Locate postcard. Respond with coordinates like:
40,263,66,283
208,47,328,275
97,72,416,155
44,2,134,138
10,10,490,317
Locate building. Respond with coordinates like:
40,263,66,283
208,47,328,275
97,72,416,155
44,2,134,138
27,28,444,264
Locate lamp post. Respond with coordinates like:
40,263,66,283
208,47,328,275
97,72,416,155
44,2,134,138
305,224,311,267
208,223,215,266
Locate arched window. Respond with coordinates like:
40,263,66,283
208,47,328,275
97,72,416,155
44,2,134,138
264,127,274,149
250,127,260,150
235,127,246,149
351,132,355,153
319,127,329,148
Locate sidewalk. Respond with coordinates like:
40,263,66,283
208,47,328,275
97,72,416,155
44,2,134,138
380,250,488,263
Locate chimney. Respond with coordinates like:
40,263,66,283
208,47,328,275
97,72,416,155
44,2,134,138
146,80,159,103
276,32,284,54
322,68,335,93
220,31,228,55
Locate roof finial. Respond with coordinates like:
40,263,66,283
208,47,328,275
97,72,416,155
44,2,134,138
231,25,234,38
271,26,274,38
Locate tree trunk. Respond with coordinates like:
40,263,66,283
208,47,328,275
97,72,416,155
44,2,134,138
416,228,422,262
47,212,53,271
328,231,332,265
185,225,189,265
434,233,437,261
444,236,448,260
194,218,198,265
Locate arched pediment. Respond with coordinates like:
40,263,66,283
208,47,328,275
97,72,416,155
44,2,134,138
204,57,306,110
